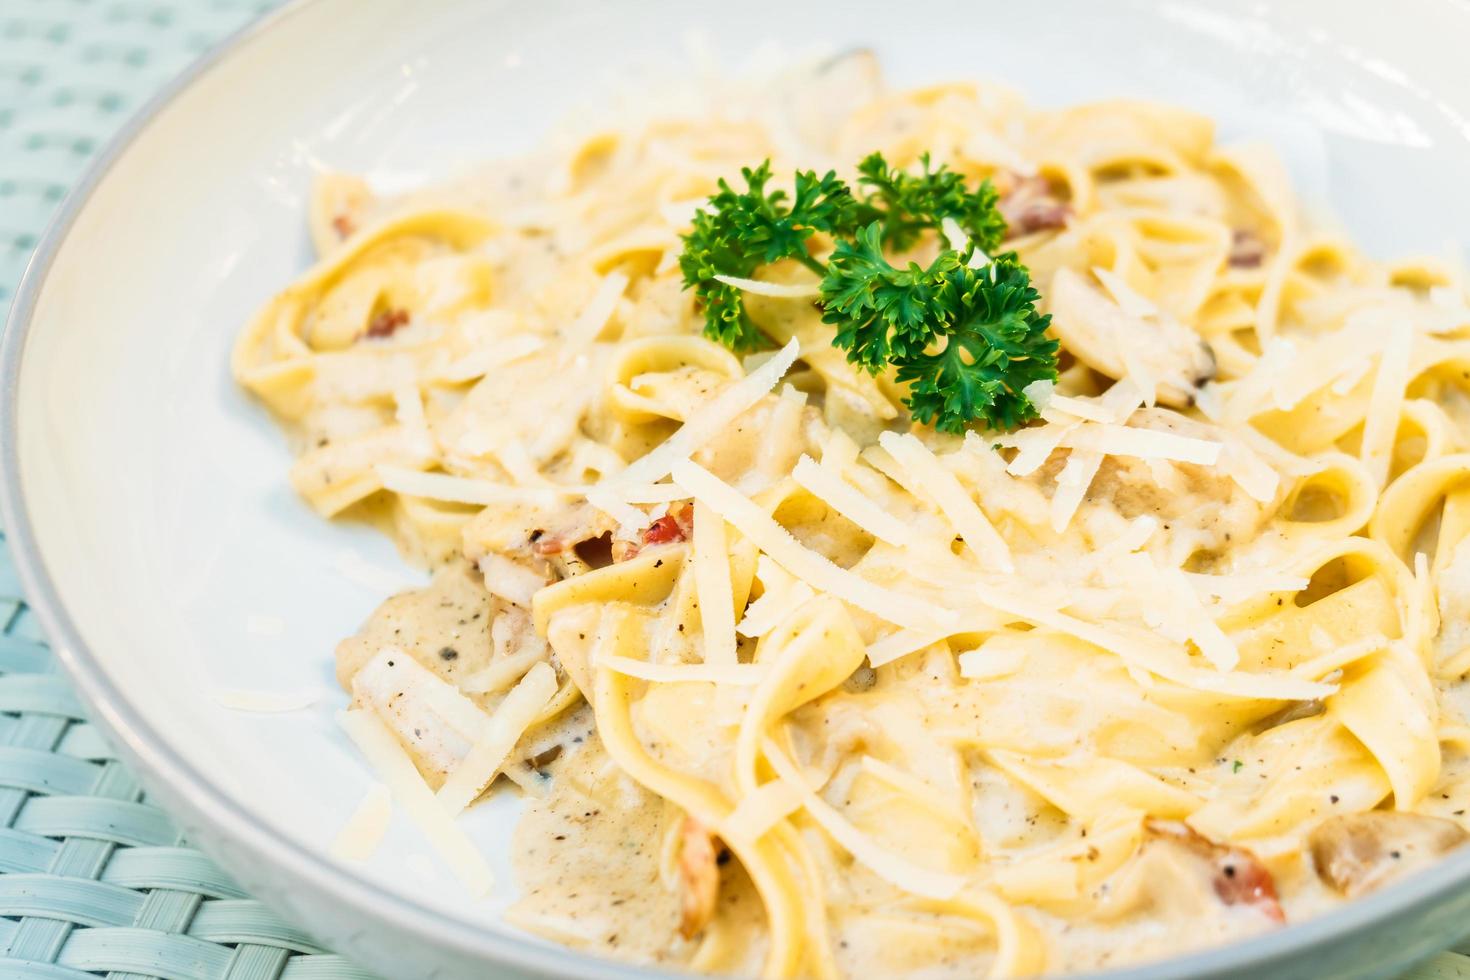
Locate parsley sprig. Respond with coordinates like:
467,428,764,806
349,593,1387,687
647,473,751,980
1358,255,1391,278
677,162,856,351
679,153,1058,433
853,151,1007,254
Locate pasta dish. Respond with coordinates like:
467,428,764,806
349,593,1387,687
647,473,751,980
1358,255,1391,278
232,54,1470,977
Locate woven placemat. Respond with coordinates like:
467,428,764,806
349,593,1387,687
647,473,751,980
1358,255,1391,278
1,2,1469,979
0,3,370,977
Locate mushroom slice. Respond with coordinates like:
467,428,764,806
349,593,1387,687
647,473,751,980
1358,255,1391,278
1046,267,1216,407
1309,811,1468,898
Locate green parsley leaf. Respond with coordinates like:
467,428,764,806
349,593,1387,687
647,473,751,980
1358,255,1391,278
823,224,1057,433
855,151,1007,253
679,151,1058,432
679,161,856,350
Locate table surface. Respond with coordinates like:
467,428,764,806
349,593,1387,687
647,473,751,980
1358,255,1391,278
1,2,1469,978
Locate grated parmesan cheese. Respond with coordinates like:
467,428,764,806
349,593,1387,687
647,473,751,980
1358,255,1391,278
692,500,738,664
1003,421,1077,477
762,736,965,899
376,464,585,506
1219,436,1281,503
588,338,801,523
957,642,1029,681
459,650,544,695
1360,321,1413,488
737,558,816,638
979,590,1334,701
330,782,392,862
1061,423,1222,466
1050,449,1103,533
792,454,909,546
1288,633,1390,680
712,273,821,298
564,272,629,351
878,432,1013,573
1093,267,1158,318
433,335,544,384
337,709,493,896
438,662,558,815
672,459,956,631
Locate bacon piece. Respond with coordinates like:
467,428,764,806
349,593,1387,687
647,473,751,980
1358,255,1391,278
364,309,409,340
677,816,721,939
1229,229,1268,269
529,530,564,557
332,213,356,239
611,503,694,563
1000,175,1071,236
1146,819,1285,922
642,515,685,546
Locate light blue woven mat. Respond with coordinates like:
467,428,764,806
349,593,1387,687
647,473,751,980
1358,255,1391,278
0,2,372,977
3,3,1470,979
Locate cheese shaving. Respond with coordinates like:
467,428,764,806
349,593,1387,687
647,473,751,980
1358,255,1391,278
1062,423,1222,465
792,454,909,546
434,335,544,383
1156,568,1239,671
712,273,821,298
692,500,737,664
377,465,585,506
337,709,493,896
673,459,955,630
878,432,1013,573
1219,437,1281,503
957,643,1029,681
1002,421,1077,477
762,736,965,900
1288,633,1391,679
1184,571,1310,604
1093,267,1158,318
459,651,544,695
1361,321,1414,488
330,782,392,861
738,575,816,639
1044,394,1118,424
1050,449,1103,533
981,590,1334,700
564,272,629,350
438,662,559,815
589,338,800,520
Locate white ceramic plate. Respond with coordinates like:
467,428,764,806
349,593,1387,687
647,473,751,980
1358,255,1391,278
8,1,1470,977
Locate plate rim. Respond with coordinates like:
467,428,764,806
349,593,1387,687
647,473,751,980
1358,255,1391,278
3,1,1470,977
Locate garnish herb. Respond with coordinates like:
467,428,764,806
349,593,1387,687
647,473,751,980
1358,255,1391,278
679,153,1058,433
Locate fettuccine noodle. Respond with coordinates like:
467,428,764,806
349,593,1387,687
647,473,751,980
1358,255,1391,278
235,53,1470,977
